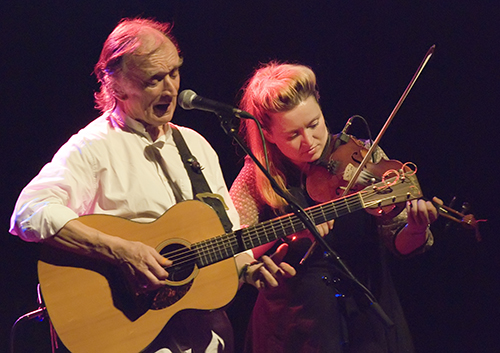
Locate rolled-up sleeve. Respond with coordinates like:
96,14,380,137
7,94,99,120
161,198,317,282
10,138,97,242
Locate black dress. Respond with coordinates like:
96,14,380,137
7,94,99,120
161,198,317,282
230,145,421,353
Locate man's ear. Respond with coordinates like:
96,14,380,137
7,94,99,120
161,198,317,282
115,92,128,101
111,76,128,100
113,85,128,101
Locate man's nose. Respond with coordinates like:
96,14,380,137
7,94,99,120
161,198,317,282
161,76,177,93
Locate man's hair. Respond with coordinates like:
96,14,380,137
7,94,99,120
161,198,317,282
239,61,320,210
93,18,180,112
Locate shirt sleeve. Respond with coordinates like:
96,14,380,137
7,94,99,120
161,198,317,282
9,136,98,242
229,158,261,227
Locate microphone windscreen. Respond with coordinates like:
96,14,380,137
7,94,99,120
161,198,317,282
178,89,196,110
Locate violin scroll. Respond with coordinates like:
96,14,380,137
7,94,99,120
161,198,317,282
433,200,485,242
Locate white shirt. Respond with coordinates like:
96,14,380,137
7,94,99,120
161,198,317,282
10,110,240,241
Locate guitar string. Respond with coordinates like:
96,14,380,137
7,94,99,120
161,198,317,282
162,188,406,268
160,190,365,262
159,193,364,267
162,187,407,268
164,199,376,268
161,186,404,268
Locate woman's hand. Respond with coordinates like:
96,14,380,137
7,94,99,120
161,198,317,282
395,197,441,255
406,197,441,233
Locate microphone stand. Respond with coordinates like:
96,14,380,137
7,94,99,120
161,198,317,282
216,111,394,328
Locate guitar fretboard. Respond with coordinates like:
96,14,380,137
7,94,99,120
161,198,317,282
193,192,364,267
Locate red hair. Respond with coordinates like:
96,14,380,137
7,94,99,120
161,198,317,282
239,61,320,211
93,18,180,112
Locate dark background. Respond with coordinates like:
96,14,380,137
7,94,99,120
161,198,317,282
1,1,499,352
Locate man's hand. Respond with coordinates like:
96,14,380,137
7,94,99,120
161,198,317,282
244,243,296,290
48,219,172,293
111,238,172,292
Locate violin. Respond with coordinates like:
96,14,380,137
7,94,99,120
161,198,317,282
304,133,484,243
432,200,483,242
306,134,407,218
300,45,482,263
305,45,438,212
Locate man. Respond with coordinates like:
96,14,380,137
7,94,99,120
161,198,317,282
10,18,292,353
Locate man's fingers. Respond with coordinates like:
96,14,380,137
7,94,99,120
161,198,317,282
270,243,289,264
257,267,279,288
279,262,296,277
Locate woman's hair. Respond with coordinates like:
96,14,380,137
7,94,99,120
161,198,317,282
93,17,180,112
239,61,320,211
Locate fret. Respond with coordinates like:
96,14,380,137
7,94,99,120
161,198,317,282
289,214,297,234
215,237,224,262
243,227,254,249
319,205,327,224
208,238,216,264
269,220,278,246
229,233,240,256
194,243,206,267
249,225,257,249
344,197,352,214
204,240,213,265
278,220,289,236
331,200,339,218
220,234,230,258
257,223,266,246
228,233,239,257
209,238,218,263
191,172,419,267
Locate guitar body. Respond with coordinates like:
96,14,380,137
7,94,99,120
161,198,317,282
38,200,238,353
37,171,423,352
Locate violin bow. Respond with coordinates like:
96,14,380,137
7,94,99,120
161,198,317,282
342,44,435,195
300,45,436,264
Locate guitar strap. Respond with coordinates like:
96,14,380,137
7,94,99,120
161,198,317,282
170,125,233,233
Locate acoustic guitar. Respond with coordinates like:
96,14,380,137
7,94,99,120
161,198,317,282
38,170,422,352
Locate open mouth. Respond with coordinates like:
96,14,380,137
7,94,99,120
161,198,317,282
153,101,172,117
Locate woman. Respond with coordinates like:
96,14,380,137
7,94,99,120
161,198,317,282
230,62,439,352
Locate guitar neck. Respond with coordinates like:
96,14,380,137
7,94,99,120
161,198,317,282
194,192,364,268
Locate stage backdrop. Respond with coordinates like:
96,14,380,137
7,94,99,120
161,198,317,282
1,1,498,352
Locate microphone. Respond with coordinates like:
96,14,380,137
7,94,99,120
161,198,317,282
334,116,354,149
178,89,253,119
341,116,353,134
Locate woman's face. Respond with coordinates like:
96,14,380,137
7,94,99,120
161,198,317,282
265,95,329,168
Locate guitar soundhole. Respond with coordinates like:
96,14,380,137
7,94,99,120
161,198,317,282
150,242,196,310
160,243,197,282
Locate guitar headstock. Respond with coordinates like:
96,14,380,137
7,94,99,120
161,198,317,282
359,169,423,210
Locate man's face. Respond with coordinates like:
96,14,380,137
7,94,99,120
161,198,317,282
116,30,182,128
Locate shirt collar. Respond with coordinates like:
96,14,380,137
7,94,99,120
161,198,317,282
110,108,170,146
